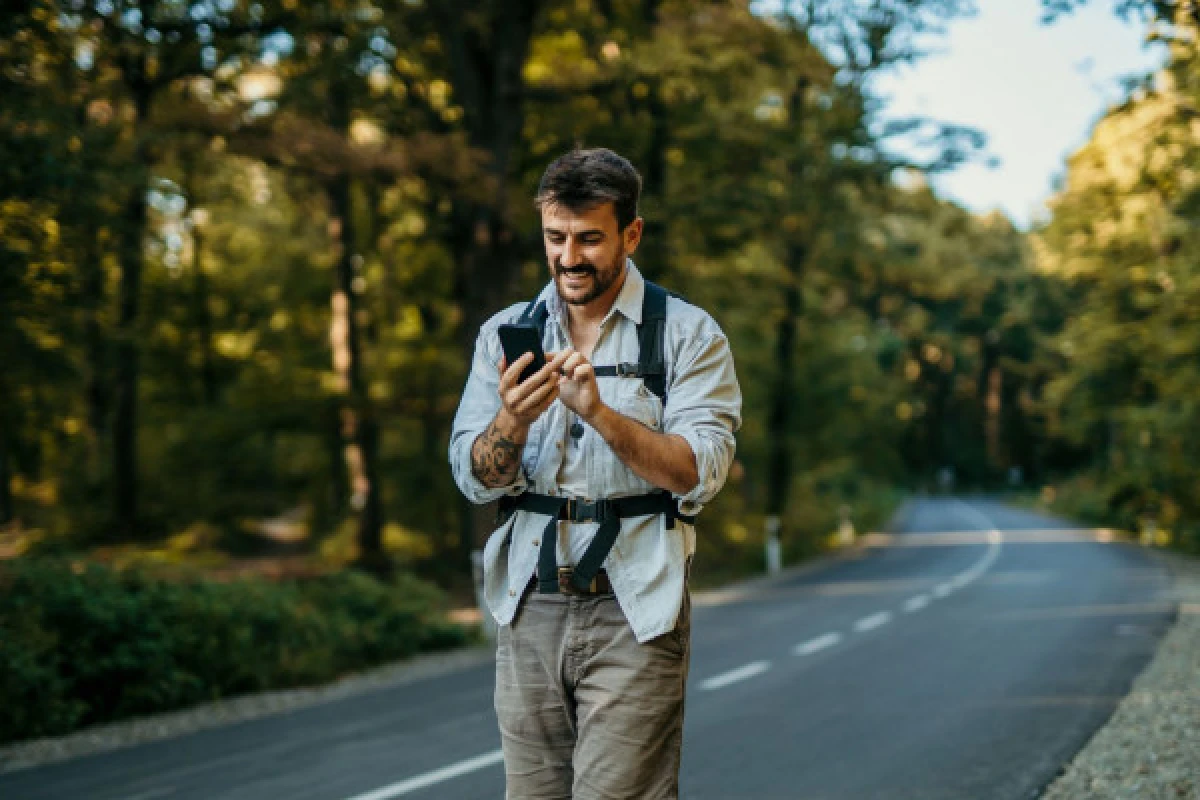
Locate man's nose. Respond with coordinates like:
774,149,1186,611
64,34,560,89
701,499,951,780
560,238,581,268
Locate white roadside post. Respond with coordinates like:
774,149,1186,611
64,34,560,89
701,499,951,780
765,515,782,575
837,504,855,548
471,549,496,640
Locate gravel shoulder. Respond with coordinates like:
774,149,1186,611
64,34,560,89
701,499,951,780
1040,548,1200,800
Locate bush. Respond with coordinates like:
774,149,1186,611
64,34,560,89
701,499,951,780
0,559,473,745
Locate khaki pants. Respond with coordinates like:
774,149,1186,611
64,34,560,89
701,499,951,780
495,585,692,799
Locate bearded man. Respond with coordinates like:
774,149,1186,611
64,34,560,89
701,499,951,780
449,147,741,799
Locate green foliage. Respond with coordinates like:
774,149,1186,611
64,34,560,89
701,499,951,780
0,559,471,744
1031,5,1200,553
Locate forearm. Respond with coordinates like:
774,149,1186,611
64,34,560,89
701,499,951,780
470,410,529,488
589,404,699,496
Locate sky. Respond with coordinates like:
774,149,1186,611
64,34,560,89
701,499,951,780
871,0,1165,229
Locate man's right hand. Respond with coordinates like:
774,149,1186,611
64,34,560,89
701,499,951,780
497,350,571,430
470,349,570,489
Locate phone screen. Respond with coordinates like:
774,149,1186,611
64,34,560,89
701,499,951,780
497,324,546,383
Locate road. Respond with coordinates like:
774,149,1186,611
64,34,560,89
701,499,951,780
0,497,1176,799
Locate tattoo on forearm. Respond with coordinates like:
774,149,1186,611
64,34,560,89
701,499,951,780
471,418,523,488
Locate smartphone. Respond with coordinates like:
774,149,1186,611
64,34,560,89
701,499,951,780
497,324,547,384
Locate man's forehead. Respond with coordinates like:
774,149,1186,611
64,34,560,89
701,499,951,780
540,201,618,231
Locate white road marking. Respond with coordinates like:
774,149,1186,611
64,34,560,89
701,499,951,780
794,632,842,656
700,660,772,691
933,583,955,597
904,595,930,613
854,611,892,632
342,749,504,800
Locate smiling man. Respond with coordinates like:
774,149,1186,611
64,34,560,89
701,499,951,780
449,148,742,799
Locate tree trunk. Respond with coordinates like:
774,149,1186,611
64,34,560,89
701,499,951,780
765,77,810,548
766,255,803,523
637,0,670,282
435,0,540,567
112,173,146,539
0,396,12,527
111,78,154,540
327,169,387,575
184,157,218,406
82,231,109,476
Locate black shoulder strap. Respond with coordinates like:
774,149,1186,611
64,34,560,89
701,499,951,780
521,282,673,402
518,295,549,342
638,281,669,403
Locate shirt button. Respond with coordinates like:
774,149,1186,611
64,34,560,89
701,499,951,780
532,539,540,546
556,442,563,450
509,589,516,597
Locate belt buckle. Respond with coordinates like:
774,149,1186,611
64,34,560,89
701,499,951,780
557,566,596,596
558,566,581,596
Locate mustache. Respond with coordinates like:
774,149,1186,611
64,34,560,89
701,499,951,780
555,263,595,276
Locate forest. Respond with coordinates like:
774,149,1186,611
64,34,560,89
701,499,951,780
3,0,1199,598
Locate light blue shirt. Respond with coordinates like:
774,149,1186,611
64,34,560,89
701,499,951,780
448,261,742,642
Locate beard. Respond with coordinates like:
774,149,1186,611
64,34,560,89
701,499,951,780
553,249,625,306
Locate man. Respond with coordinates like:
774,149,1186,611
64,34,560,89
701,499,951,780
449,148,741,799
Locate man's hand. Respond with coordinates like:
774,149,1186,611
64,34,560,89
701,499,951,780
499,349,571,428
557,349,606,422
470,349,569,489
557,348,700,496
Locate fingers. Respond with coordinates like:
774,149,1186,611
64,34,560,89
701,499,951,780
498,352,532,393
503,350,570,411
558,351,594,384
512,374,560,417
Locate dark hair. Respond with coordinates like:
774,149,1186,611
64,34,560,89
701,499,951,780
534,148,642,231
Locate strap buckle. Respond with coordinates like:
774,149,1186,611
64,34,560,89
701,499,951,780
562,498,610,523
616,362,641,377
557,566,597,596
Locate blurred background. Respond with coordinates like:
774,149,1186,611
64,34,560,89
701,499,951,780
2,0,1198,748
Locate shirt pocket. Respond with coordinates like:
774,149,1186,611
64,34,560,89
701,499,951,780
602,380,663,492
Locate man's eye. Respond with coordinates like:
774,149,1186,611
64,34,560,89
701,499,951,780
582,236,602,244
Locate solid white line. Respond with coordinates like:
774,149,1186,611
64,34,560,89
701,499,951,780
904,595,930,613
793,632,843,656
343,750,504,800
700,660,772,691
854,611,892,632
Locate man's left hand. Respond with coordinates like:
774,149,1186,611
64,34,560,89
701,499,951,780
557,349,606,422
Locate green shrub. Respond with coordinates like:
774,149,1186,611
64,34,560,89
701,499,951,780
0,559,472,745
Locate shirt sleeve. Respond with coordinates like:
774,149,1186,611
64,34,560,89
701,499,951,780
662,328,742,515
448,324,530,505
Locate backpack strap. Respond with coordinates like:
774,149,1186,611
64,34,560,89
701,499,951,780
517,295,549,339
638,280,669,403
589,280,671,403
520,281,672,403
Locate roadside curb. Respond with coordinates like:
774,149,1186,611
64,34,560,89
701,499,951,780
1039,547,1199,799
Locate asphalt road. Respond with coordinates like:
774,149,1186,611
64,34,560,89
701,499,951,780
1,497,1175,800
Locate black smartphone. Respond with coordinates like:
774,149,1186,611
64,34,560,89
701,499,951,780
497,323,546,384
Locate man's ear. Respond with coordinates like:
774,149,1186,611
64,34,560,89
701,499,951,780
623,217,644,254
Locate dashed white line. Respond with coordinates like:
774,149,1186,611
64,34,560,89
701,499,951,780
904,595,930,613
854,611,892,632
933,582,955,597
700,660,772,691
343,749,504,800
793,632,842,656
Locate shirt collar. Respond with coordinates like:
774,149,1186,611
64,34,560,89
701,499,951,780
544,258,645,326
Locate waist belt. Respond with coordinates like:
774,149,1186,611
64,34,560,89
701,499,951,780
498,490,696,595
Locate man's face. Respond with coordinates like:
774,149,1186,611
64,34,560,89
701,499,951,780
541,201,642,307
